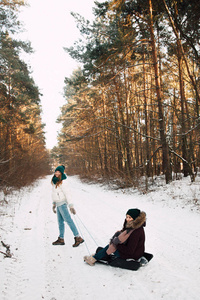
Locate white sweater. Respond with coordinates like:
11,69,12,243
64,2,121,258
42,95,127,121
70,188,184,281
51,180,73,207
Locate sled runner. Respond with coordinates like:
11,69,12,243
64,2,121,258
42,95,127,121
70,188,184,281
95,247,153,271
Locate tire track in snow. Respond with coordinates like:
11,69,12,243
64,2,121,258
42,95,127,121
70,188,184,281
0,180,47,300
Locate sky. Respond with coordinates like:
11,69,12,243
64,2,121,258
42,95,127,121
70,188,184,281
19,0,103,149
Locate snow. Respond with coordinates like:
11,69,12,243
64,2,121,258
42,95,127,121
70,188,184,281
0,175,200,300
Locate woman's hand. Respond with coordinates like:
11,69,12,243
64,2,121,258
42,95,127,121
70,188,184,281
70,207,76,215
52,204,56,213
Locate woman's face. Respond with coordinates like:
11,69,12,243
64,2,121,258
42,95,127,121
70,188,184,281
126,214,133,222
55,170,61,177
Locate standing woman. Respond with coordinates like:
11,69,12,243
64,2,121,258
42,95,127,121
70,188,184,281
51,165,84,247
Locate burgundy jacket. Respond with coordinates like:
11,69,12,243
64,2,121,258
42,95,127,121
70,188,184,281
116,226,145,260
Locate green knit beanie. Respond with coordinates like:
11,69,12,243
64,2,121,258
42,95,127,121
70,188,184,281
126,208,141,220
55,165,65,174
52,165,67,183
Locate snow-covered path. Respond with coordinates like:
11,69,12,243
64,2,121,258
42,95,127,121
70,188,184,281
0,176,200,300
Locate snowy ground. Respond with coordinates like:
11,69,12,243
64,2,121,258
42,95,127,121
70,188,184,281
0,174,200,300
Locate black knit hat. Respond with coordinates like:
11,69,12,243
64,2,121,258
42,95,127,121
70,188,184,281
126,208,141,220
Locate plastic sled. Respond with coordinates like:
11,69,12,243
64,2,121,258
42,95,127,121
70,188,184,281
95,247,153,271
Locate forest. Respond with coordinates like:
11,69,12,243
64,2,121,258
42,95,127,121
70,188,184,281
0,0,199,191
0,0,51,189
53,0,200,188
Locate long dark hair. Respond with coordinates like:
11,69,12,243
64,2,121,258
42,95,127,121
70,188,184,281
121,219,136,232
122,219,128,231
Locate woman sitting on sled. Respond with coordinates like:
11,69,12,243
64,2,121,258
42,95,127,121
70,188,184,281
84,208,147,266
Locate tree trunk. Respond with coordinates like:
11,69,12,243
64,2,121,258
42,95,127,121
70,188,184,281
148,0,172,183
142,50,150,178
177,34,190,177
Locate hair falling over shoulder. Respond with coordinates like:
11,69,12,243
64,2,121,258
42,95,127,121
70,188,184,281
122,219,127,231
51,174,62,188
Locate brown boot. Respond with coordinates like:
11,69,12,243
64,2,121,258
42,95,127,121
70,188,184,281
52,237,65,245
72,236,84,247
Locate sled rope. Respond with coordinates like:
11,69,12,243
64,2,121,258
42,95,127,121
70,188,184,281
73,214,91,255
74,214,98,255
75,214,99,247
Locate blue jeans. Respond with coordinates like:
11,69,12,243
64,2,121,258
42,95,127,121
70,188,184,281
93,245,120,260
57,203,79,238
